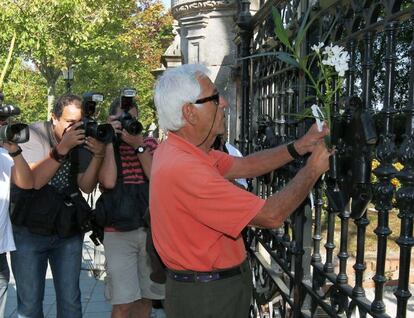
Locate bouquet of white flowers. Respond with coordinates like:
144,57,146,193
308,42,350,133
268,7,351,144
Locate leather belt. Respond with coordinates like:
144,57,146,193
167,265,242,283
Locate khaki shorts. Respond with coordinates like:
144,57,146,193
103,228,165,305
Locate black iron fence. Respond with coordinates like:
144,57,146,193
234,0,414,317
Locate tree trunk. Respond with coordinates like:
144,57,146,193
47,81,56,119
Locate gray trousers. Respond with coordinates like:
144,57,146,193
165,260,252,318
0,253,10,318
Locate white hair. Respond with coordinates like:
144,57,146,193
154,64,210,131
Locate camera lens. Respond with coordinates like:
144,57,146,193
0,123,30,143
95,124,114,144
124,120,142,135
82,117,114,144
119,113,142,135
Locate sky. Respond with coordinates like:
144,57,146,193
162,0,170,9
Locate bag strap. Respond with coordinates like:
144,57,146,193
113,141,124,183
44,121,58,148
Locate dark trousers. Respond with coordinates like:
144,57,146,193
165,261,252,318
0,253,10,318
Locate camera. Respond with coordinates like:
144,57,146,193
116,88,143,135
0,104,30,144
79,210,103,246
81,92,114,144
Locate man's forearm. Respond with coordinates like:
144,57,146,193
250,164,320,228
78,157,104,193
11,155,33,189
98,143,117,188
228,144,294,179
137,151,152,179
30,157,62,189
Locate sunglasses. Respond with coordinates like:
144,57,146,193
195,93,220,106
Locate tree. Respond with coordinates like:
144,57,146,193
0,0,173,126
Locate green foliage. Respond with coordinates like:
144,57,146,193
4,59,48,122
0,0,173,129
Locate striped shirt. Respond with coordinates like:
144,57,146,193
119,137,158,184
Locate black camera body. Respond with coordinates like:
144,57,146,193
117,88,143,135
0,104,30,144
117,112,143,135
81,92,114,144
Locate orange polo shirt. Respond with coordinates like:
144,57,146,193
150,133,265,271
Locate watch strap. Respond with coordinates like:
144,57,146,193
50,146,68,163
287,141,301,159
9,146,22,158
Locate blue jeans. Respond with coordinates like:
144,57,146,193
11,226,83,318
0,253,10,318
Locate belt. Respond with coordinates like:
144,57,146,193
167,265,243,283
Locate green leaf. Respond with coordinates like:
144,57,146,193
293,6,311,56
237,52,280,61
238,51,299,68
271,7,292,51
276,52,299,68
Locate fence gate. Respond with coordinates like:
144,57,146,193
234,0,414,317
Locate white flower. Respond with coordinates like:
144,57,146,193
311,42,324,53
321,44,350,77
311,104,325,132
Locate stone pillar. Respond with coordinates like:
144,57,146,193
171,0,239,143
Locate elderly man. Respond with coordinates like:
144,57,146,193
151,64,331,318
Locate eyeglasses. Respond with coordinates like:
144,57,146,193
194,93,220,106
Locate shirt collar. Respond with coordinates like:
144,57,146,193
166,132,221,166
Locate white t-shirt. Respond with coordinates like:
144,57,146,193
225,142,248,189
0,147,16,254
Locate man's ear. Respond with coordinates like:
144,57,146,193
182,103,198,125
51,113,58,126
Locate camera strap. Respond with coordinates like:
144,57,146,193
113,141,124,184
43,120,59,148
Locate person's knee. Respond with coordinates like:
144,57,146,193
113,302,134,314
17,299,43,318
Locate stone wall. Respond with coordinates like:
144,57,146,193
171,0,239,143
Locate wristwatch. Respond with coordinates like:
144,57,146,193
135,145,146,154
9,146,22,158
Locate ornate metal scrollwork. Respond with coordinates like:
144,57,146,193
235,0,413,317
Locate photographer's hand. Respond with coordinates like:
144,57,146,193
77,137,106,193
120,130,144,149
121,130,153,179
56,121,85,155
84,137,105,159
1,141,20,154
1,141,33,189
108,116,122,135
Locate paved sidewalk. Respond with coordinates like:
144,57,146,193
5,235,111,318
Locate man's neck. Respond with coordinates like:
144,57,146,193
174,129,213,153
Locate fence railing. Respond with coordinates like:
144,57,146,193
235,0,414,317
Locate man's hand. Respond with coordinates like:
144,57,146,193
121,130,144,149
1,141,20,154
306,141,332,176
294,122,329,155
56,121,85,155
108,116,123,135
84,137,106,158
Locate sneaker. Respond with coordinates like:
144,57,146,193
150,308,167,318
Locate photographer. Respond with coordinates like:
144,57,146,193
0,117,33,318
97,93,164,318
10,94,105,318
